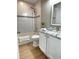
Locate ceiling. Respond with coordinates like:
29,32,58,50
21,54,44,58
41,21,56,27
23,0,39,4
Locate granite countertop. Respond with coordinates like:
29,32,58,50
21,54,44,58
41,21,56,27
40,28,61,39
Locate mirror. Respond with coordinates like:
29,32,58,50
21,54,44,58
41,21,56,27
51,1,61,26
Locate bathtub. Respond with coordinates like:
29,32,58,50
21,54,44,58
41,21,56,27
18,32,33,45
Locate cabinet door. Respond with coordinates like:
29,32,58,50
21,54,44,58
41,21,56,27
39,33,47,54
47,36,61,59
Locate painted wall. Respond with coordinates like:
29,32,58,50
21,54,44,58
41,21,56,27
41,0,51,27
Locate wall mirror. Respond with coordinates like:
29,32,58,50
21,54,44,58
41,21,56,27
51,1,61,26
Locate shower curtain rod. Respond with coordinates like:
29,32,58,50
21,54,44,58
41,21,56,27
17,15,40,18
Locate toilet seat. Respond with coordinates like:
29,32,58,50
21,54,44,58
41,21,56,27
32,35,39,39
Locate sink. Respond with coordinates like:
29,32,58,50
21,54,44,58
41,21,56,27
46,30,58,36
40,28,61,38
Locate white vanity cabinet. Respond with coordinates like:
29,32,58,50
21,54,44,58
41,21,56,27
39,32,61,59
39,33,47,54
47,36,61,59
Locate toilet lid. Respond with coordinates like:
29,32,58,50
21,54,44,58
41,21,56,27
32,35,39,39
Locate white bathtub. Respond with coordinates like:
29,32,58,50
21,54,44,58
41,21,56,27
18,32,39,45
18,34,33,45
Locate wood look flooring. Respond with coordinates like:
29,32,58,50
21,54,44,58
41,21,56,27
19,43,48,59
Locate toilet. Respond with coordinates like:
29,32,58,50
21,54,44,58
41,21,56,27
32,35,39,47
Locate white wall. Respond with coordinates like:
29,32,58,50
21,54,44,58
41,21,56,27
41,0,51,27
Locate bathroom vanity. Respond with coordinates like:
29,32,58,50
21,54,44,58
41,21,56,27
39,29,61,59
39,1,61,59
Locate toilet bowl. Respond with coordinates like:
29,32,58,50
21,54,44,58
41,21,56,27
32,35,39,47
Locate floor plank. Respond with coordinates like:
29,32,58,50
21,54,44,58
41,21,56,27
19,43,48,59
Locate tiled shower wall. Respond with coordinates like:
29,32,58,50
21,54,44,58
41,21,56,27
17,1,34,33
34,0,41,32
17,0,41,33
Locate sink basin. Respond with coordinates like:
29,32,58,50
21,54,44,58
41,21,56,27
46,30,58,36
40,28,61,38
